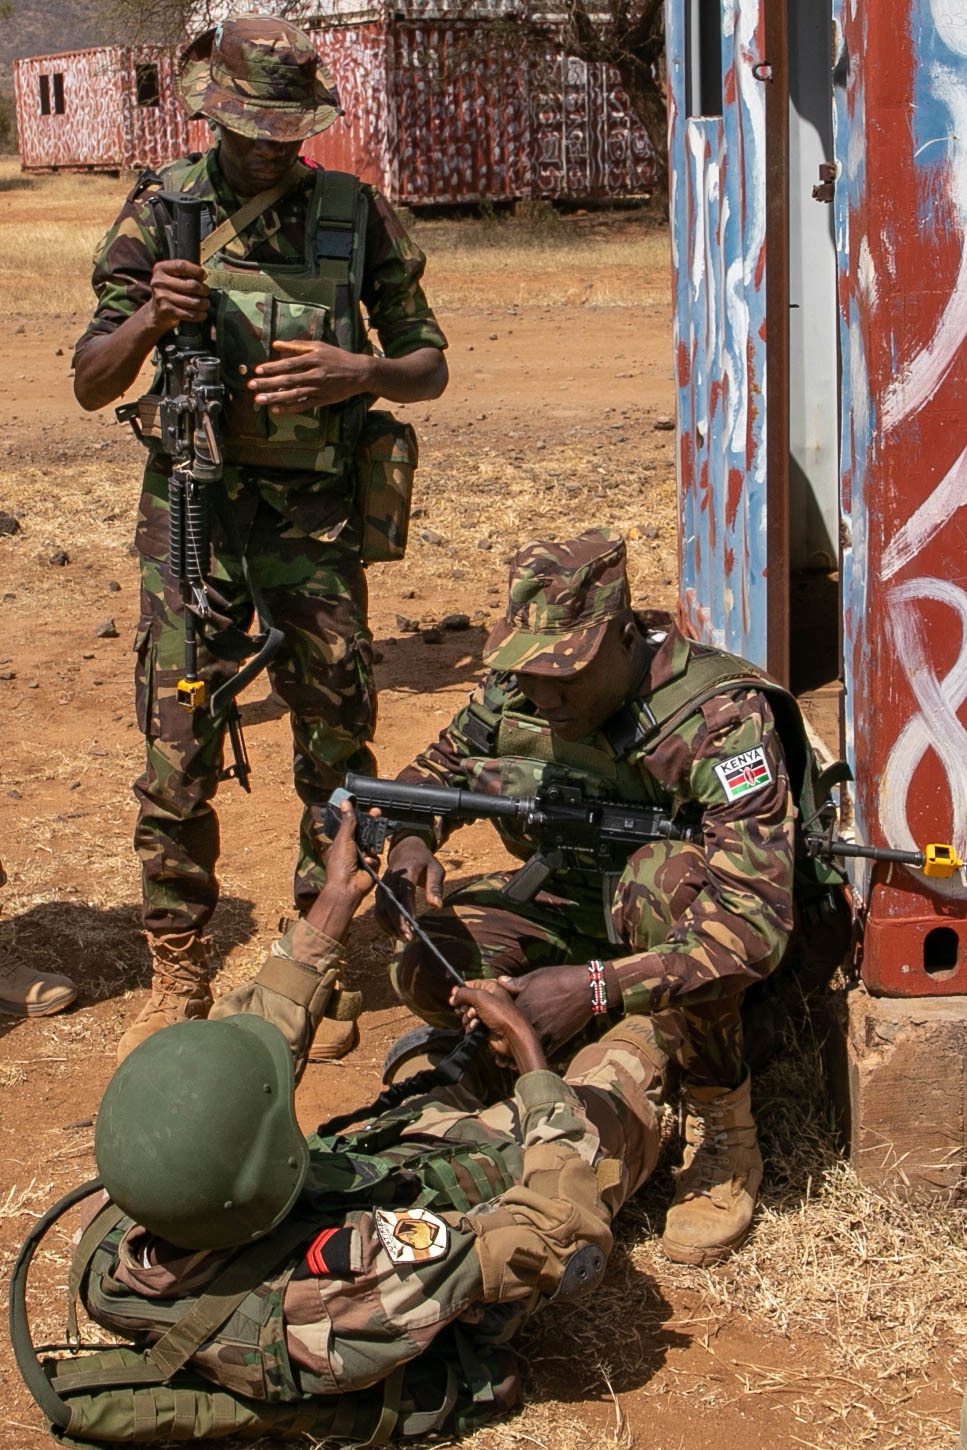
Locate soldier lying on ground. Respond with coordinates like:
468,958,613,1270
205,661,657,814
16,803,666,1445
374,527,838,1268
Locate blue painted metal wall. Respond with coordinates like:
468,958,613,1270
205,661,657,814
666,0,769,665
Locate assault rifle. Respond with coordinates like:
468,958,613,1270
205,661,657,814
803,824,965,882
331,774,967,896
118,194,281,791
327,771,705,903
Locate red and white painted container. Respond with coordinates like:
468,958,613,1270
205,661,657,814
14,6,654,202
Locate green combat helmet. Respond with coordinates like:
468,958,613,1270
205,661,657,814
94,1015,309,1251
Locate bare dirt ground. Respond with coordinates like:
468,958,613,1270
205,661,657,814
1,172,965,1450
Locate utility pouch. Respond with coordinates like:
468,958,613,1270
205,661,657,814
354,408,419,563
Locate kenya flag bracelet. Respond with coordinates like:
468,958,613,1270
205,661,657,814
588,959,608,1015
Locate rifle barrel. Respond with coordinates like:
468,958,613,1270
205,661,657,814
343,772,531,822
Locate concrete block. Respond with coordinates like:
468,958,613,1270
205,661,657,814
829,985,967,1197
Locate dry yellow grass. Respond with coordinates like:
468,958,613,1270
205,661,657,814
0,156,671,315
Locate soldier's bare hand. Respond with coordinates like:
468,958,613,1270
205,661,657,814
502,964,594,1056
249,339,373,413
450,979,545,1075
326,799,379,900
148,259,210,332
376,837,446,940
304,800,377,942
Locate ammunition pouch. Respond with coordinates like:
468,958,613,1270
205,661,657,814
354,408,419,563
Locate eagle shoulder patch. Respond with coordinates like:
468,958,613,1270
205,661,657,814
713,745,773,802
374,1206,450,1264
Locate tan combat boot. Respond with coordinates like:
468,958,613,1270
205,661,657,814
117,931,215,1063
0,939,76,1017
661,1073,763,1266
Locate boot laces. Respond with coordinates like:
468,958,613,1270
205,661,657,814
0,943,28,982
685,1105,731,1191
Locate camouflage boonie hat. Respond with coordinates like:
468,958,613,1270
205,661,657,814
178,13,341,142
482,528,631,677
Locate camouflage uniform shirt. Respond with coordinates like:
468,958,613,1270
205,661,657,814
396,618,797,1015
73,145,447,525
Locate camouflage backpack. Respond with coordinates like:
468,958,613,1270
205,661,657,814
10,1108,524,1447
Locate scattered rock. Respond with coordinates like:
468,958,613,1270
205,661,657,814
95,619,119,639
26,680,39,689
14,324,25,335
82,653,95,660
70,781,80,791
421,628,443,645
419,528,445,546
476,538,493,551
0,511,21,535
0,671,15,681
395,614,420,633
48,549,69,566
644,525,660,539
653,416,676,431
442,613,470,631
372,648,385,664
400,588,417,599
55,347,64,357
108,580,121,592
7,789,22,800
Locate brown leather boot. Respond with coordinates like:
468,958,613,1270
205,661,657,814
0,939,76,1017
117,932,215,1063
661,1072,763,1266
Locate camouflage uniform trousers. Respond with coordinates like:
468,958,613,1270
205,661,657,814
133,465,376,937
388,1015,665,1214
391,839,746,1088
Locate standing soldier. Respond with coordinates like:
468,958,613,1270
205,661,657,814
72,14,448,1061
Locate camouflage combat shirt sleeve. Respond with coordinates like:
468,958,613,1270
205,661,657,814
282,1069,613,1391
73,150,447,364
395,625,796,1010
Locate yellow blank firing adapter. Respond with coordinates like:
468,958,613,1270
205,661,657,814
921,843,964,878
177,678,207,709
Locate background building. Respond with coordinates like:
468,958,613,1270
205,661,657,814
666,0,967,1193
14,3,656,203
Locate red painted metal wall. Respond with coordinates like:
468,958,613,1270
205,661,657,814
14,46,194,171
301,23,390,190
834,0,967,995
16,22,654,203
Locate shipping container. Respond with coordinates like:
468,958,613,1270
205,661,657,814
13,45,204,172
14,5,655,203
666,0,967,998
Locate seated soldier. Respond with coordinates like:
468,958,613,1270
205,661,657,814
378,527,806,1267
23,804,667,1444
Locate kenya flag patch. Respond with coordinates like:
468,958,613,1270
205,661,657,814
714,746,773,802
